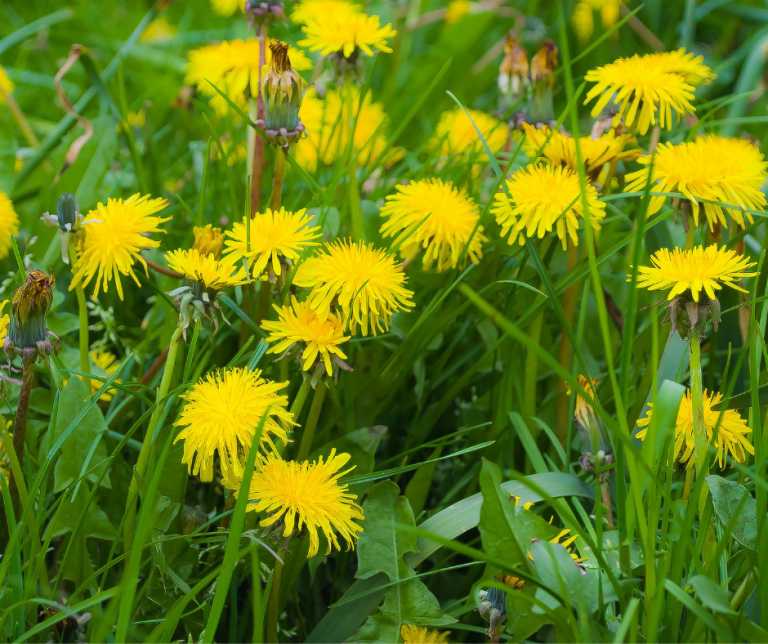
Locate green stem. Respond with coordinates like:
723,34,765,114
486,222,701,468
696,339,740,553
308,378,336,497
296,381,327,461
268,148,287,212
344,77,364,241
290,378,312,420
69,238,91,391
123,325,184,562
266,557,284,643
257,280,272,325
684,223,696,250
9,361,34,515
690,335,709,486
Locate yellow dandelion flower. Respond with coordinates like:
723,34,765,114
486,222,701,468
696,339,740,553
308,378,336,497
291,0,361,24
300,11,396,58
634,245,758,302
647,48,715,85
380,178,486,272
294,87,324,172
222,208,322,278
232,449,364,557
0,428,10,482
139,17,177,43
584,54,697,134
262,296,350,376
492,165,606,251
165,248,248,291
510,494,535,510
566,375,600,429
0,300,9,344
0,191,20,260
522,123,640,179
401,624,451,644
637,389,754,469
0,65,14,104
71,193,171,300
445,0,471,23
294,239,415,336
211,0,244,16
624,135,768,228
572,0,622,41
212,137,247,167
185,39,312,116
174,368,295,482
192,224,225,259
549,528,588,564
429,107,508,164
89,349,121,401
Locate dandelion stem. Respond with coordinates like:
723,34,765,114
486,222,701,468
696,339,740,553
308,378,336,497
689,335,709,489
257,282,272,325
269,148,287,212
290,378,312,419
123,324,184,563
344,77,365,240
266,557,284,643
250,24,269,216
69,238,91,392
144,256,184,279
297,381,327,461
9,361,34,515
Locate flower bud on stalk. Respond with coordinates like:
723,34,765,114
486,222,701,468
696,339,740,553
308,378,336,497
498,33,529,118
6,269,60,366
259,42,306,148
245,0,286,27
40,193,99,264
567,376,614,483
528,39,558,125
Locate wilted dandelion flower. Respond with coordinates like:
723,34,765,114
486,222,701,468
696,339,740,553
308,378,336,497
522,123,640,180
232,449,364,557
0,65,14,104
262,296,351,376
192,224,225,259
380,178,486,272
71,194,171,300
299,11,396,58
492,164,606,250
185,39,311,115
637,389,754,469
445,0,471,23
223,208,321,279
174,368,295,482
0,190,20,260
429,108,508,169
634,245,757,302
584,54,697,134
401,625,451,644
291,0,361,24
498,34,529,112
294,239,415,336
624,135,768,228
211,0,244,15
7,270,59,366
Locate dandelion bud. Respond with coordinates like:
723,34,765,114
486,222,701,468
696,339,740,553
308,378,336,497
5,270,60,365
261,42,306,147
40,193,93,264
567,376,613,482
192,224,225,260
245,0,286,26
498,33,529,115
529,39,558,124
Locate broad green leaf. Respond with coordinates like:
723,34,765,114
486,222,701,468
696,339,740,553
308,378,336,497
706,475,758,550
690,576,735,615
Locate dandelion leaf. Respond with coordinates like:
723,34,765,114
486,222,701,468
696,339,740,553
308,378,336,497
707,475,759,551
530,540,601,616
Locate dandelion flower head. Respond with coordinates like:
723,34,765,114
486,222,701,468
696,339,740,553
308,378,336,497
211,0,244,16
647,48,715,85
64,349,122,401
429,107,508,162
139,17,177,43
0,190,20,260
624,135,768,228
0,300,10,344
572,0,622,42
299,11,397,58
294,239,415,336
174,368,295,482
165,248,248,291
223,208,321,278
637,389,754,469
0,65,14,104
291,0,361,24
262,296,351,376
295,87,325,172
445,0,472,23
401,625,451,644
193,224,225,259
566,375,600,429
492,164,606,250
633,245,757,302
71,193,171,299
233,449,364,557
380,178,486,272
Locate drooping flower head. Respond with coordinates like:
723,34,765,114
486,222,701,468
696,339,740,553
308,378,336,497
291,0,361,24
185,39,311,116
165,248,248,333
0,190,20,260
380,179,486,272
530,39,558,86
401,625,451,644
624,135,768,228
299,11,396,59
637,389,754,469
192,224,225,259
429,108,508,171
262,41,306,145
498,33,529,112
584,51,708,134
71,193,171,300
230,449,364,557
492,164,606,250
223,208,322,280
294,239,415,336
6,270,59,366
262,297,351,377
174,368,295,482
0,65,14,105
522,123,640,181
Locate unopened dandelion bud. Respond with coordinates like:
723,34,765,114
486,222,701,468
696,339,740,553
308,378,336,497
529,39,558,124
41,193,93,264
261,42,306,147
5,270,60,365
192,224,225,259
498,33,529,115
245,0,286,26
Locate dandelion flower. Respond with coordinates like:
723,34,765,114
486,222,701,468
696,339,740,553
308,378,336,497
0,65,14,104
86,349,121,401
233,449,364,557
294,87,325,172
140,17,177,43
0,191,20,260
634,245,757,302
550,529,588,563
71,193,171,299
572,0,622,42
566,375,599,428
223,208,321,278
291,0,361,24
294,239,414,336
637,389,754,469
262,296,351,376
0,300,9,343
522,123,640,180
185,39,311,115
624,135,768,228
492,165,606,250
584,54,697,134
647,48,715,85
166,248,248,291
380,178,486,272
192,224,225,259
445,0,471,23
401,625,451,644
174,368,295,482
299,11,396,58
211,0,244,16
429,108,508,165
